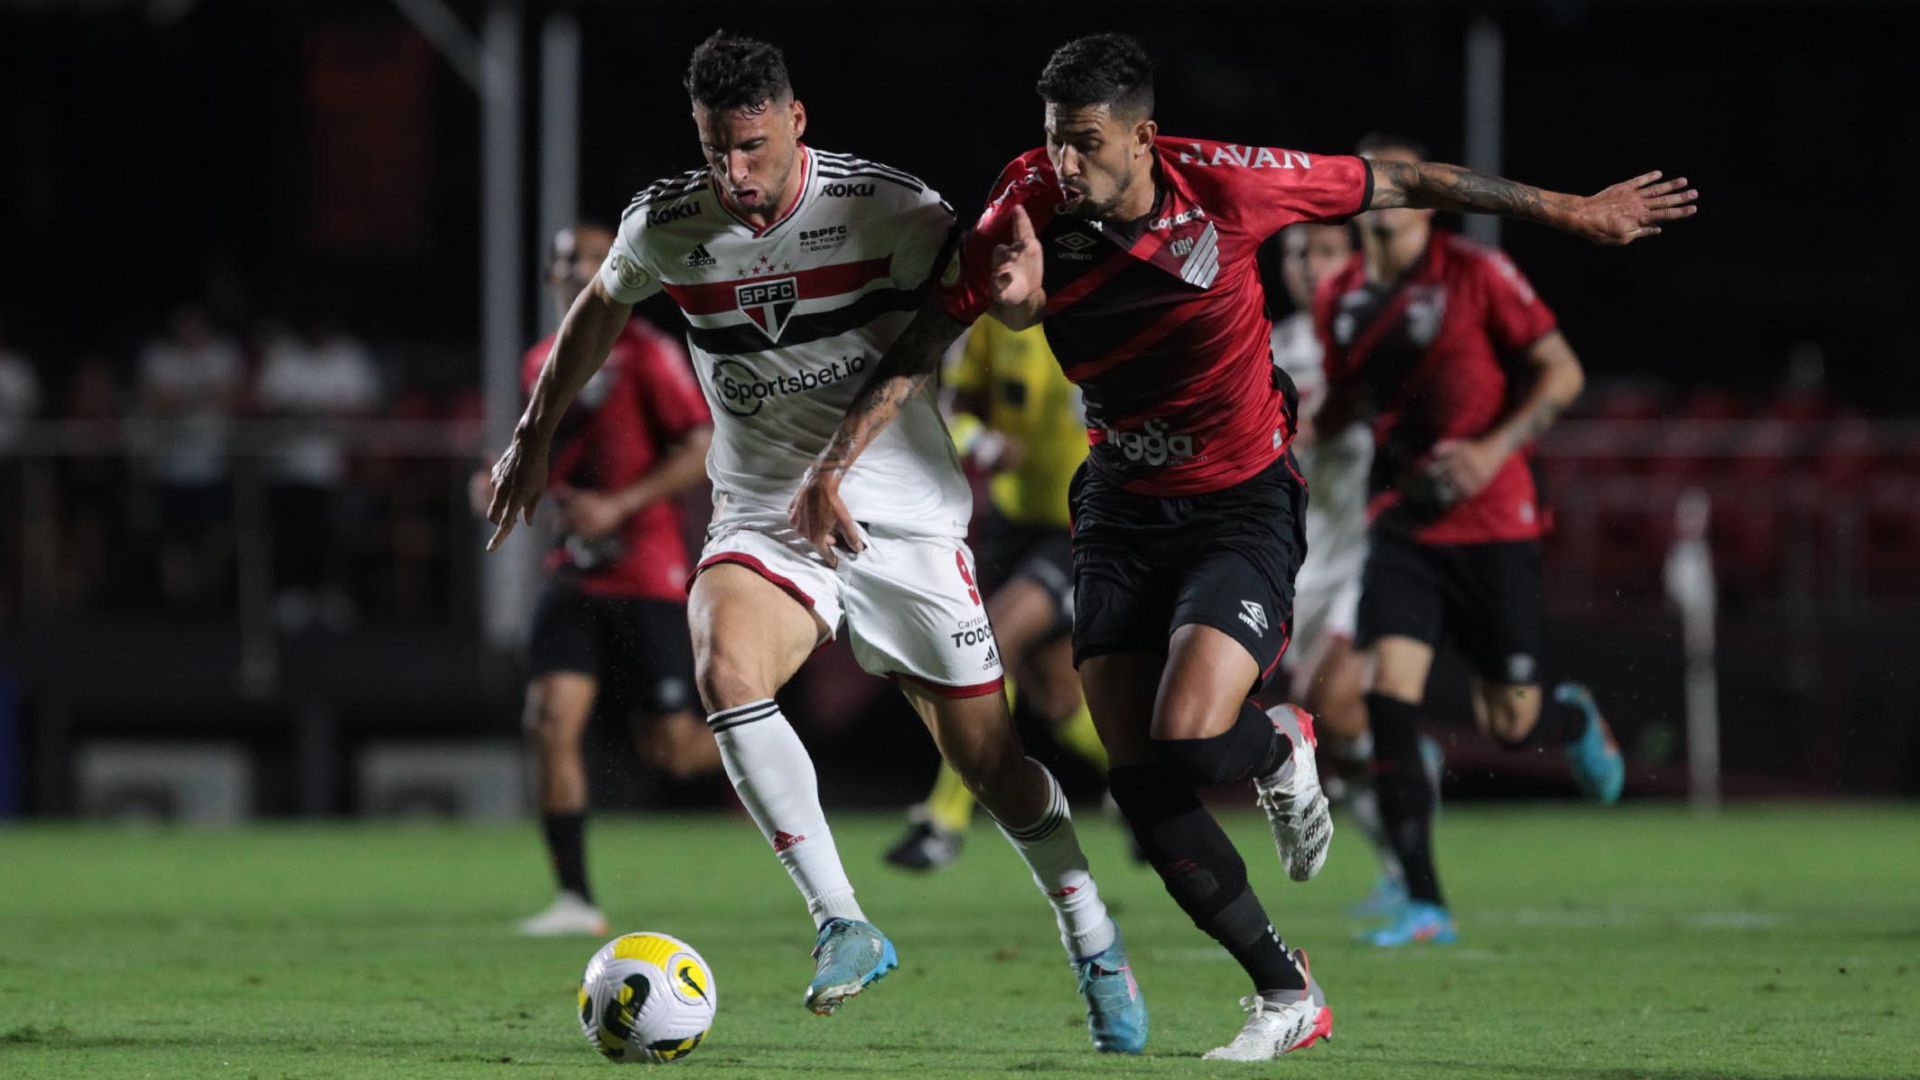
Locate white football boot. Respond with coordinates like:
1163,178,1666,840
515,891,609,937
1202,949,1334,1061
1255,705,1334,882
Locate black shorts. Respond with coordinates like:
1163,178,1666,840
1069,453,1307,690
1357,528,1546,686
977,510,1075,639
527,582,697,714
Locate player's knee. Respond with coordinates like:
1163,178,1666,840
1482,684,1541,748
693,650,773,712
523,696,584,754
1369,662,1427,703
1151,690,1226,743
1153,732,1246,788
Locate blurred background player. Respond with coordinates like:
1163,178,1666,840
471,223,718,936
1264,222,1439,916
883,315,1107,870
1316,133,1627,948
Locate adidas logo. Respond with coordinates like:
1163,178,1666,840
771,830,806,853
684,243,716,268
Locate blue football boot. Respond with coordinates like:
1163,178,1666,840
1072,926,1148,1053
1556,682,1625,806
804,917,898,1015
1362,900,1458,948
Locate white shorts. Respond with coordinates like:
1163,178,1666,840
695,521,1005,698
1289,562,1362,672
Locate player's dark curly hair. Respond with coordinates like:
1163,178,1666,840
1356,132,1430,161
1035,33,1155,119
684,30,792,111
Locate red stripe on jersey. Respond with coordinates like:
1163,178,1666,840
1062,300,1198,384
663,256,894,315
1044,255,1134,315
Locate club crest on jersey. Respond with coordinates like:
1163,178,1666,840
609,253,652,294
736,277,799,342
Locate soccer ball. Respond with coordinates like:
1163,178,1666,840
577,932,717,1064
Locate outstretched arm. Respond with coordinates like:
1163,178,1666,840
788,302,970,563
484,276,633,550
1368,160,1698,246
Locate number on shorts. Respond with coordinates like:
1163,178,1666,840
955,551,981,606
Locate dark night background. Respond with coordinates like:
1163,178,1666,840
1,0,1915,816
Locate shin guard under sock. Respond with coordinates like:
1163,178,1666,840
1107,765,1303,991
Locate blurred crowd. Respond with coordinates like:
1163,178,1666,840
2,304,1917,631
0,304,481,627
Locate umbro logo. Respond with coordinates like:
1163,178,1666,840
684,243,716,268
1239,600,1269,635
1055,232,1097,252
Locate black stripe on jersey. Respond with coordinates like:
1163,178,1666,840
815,167,927,195
1043,254,1203,377
815,165,924,193
623,169,710,216
687,285,923,356
814,153,928,191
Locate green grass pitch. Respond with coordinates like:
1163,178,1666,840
2,805,1916,1078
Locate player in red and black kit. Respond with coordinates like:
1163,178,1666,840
471,224,717,937
1316,135,1626,948
791,36,1695,1057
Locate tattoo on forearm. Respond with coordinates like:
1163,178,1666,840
1373,160,1565,224
814,311,954,475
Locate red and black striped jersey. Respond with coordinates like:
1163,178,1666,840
936,137,1371,496
1315,231,1559,544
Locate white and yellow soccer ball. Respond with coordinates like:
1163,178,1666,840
577,932,716,1064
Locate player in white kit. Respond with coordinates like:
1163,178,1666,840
1270,223,1421,912
485,32,1145,1052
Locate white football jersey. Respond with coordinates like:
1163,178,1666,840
599,146,970,538
1272,312,1371,588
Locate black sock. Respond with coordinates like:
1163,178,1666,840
1365,693,1443,907
1108,765,1303,992
1495,694,1589,750
1154,700,1292,788
542,812,592,903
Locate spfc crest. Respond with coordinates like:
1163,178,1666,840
736,277,799,342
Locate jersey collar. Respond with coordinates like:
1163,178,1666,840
1092,145,1217,288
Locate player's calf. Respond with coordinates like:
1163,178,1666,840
1107,766,1307,994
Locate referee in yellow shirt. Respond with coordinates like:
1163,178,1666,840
884,315,1110,869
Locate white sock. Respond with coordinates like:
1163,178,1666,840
708,699,864,928
990,759,1116,961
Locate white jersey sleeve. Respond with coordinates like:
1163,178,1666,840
889,187,958,290
598,171,707,304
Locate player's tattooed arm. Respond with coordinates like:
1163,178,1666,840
484,276,633,550
789,302,970,562
1427,330,1583,502
1367,160,1698,246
